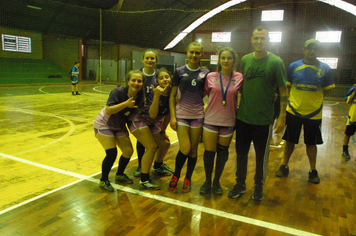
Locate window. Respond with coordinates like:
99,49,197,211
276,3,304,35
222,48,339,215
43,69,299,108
210,55,219,65
2,34,31,53
261,10,284,21
269,32,282,42
315,31,342,43
212,32,231,42
317,57,338,69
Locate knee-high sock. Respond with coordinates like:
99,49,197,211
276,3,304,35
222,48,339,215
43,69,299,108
185,156,197,181
136,140,145,167
173,150,188,179
214,144,229,185
203,150,216,184
116,155,130,175
101,148,118,181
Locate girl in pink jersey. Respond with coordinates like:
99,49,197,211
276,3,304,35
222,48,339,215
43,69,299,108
95,70,145,192
169,41,209,192
199,47,243,195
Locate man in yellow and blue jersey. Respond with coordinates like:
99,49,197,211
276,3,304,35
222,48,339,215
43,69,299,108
275,39,335,184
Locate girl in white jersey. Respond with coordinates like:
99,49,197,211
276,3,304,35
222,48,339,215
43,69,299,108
169,41,209,192
199,47,243,195
134,49,173,177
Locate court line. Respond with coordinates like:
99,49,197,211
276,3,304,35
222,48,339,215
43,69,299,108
0,139,320,236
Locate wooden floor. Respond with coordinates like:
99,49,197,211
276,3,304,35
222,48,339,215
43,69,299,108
0,84,356,236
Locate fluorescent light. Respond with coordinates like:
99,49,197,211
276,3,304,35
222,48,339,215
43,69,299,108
164,0,247,50
316,31,342,42
27,5,42,10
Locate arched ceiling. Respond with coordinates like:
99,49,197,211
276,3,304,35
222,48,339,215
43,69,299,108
1,0,356,51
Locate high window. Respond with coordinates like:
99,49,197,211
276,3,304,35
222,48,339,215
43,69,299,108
2,34,31,53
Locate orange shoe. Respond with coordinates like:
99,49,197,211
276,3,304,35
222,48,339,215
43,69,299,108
169,176,178,190
182,178,191,193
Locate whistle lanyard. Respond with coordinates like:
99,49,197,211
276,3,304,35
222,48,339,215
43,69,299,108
219,72,232,106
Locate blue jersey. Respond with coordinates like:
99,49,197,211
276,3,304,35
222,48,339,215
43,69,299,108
286,59,335,119
71,66,79,83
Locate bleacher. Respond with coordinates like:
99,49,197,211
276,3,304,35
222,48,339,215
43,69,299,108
0,58,69,85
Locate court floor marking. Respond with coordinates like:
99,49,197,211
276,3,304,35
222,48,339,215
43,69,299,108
0,142,320,236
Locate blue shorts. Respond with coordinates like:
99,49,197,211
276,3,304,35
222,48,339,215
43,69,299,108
71,76,79,85
177,118,203,128
203,123,235,137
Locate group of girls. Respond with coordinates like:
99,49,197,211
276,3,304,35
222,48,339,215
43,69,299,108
94,43,243,194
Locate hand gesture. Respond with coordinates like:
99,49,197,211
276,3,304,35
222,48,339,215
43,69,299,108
152,85,167,97
126,97,138,108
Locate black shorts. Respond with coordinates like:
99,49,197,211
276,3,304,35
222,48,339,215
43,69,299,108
282,112,323,145
345,125,356,136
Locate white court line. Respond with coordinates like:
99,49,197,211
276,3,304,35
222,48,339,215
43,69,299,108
0,137,321,236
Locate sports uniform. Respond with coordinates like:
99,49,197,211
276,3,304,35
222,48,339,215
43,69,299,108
71,65,79,85
282,59,335,144
200,71,243,195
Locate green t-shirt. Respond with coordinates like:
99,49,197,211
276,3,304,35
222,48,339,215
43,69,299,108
237,52,287,125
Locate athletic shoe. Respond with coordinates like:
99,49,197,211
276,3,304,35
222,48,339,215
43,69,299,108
168,176,178,190
228,183,246,198
162,163,174,173
76,92,81,95
182,178,191,192
308,170,320,184
153,164,173,176
133,166,141,177
199,181,211,194
252,184,264,201
115,174,133,184
99,180,114,192
139,179,161,190
72,92,75,95
342,150,351,160
213,184,223,195
275,164,289,177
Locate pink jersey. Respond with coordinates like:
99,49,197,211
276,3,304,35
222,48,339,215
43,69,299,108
204,71,243,126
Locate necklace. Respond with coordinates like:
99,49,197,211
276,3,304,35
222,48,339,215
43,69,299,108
219,72,232,106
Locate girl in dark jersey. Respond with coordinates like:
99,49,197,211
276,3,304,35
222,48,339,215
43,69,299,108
135,49,173,177
199,47,243,195
168,41,209,192
94,70,145,192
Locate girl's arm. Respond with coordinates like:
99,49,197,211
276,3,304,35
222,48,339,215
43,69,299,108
149,85,166,119
169,86,178,131
105,97,136,115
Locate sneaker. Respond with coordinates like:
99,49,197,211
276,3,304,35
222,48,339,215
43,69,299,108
275,164,289,177
168,176,178,190
252,184,264,201
115,174,133,184
342,151,351,160
72,92,75,95
76,92,81,95
199,181,211,194
133,166,141,177
213,184,223,195
162,163,174,172
308,170,320,184
153,164,173,176
182,178,191,192
228,183,246,199
99,180,114,192
139,179,161,189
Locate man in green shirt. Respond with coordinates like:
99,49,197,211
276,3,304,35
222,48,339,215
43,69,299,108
228,26,288,201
